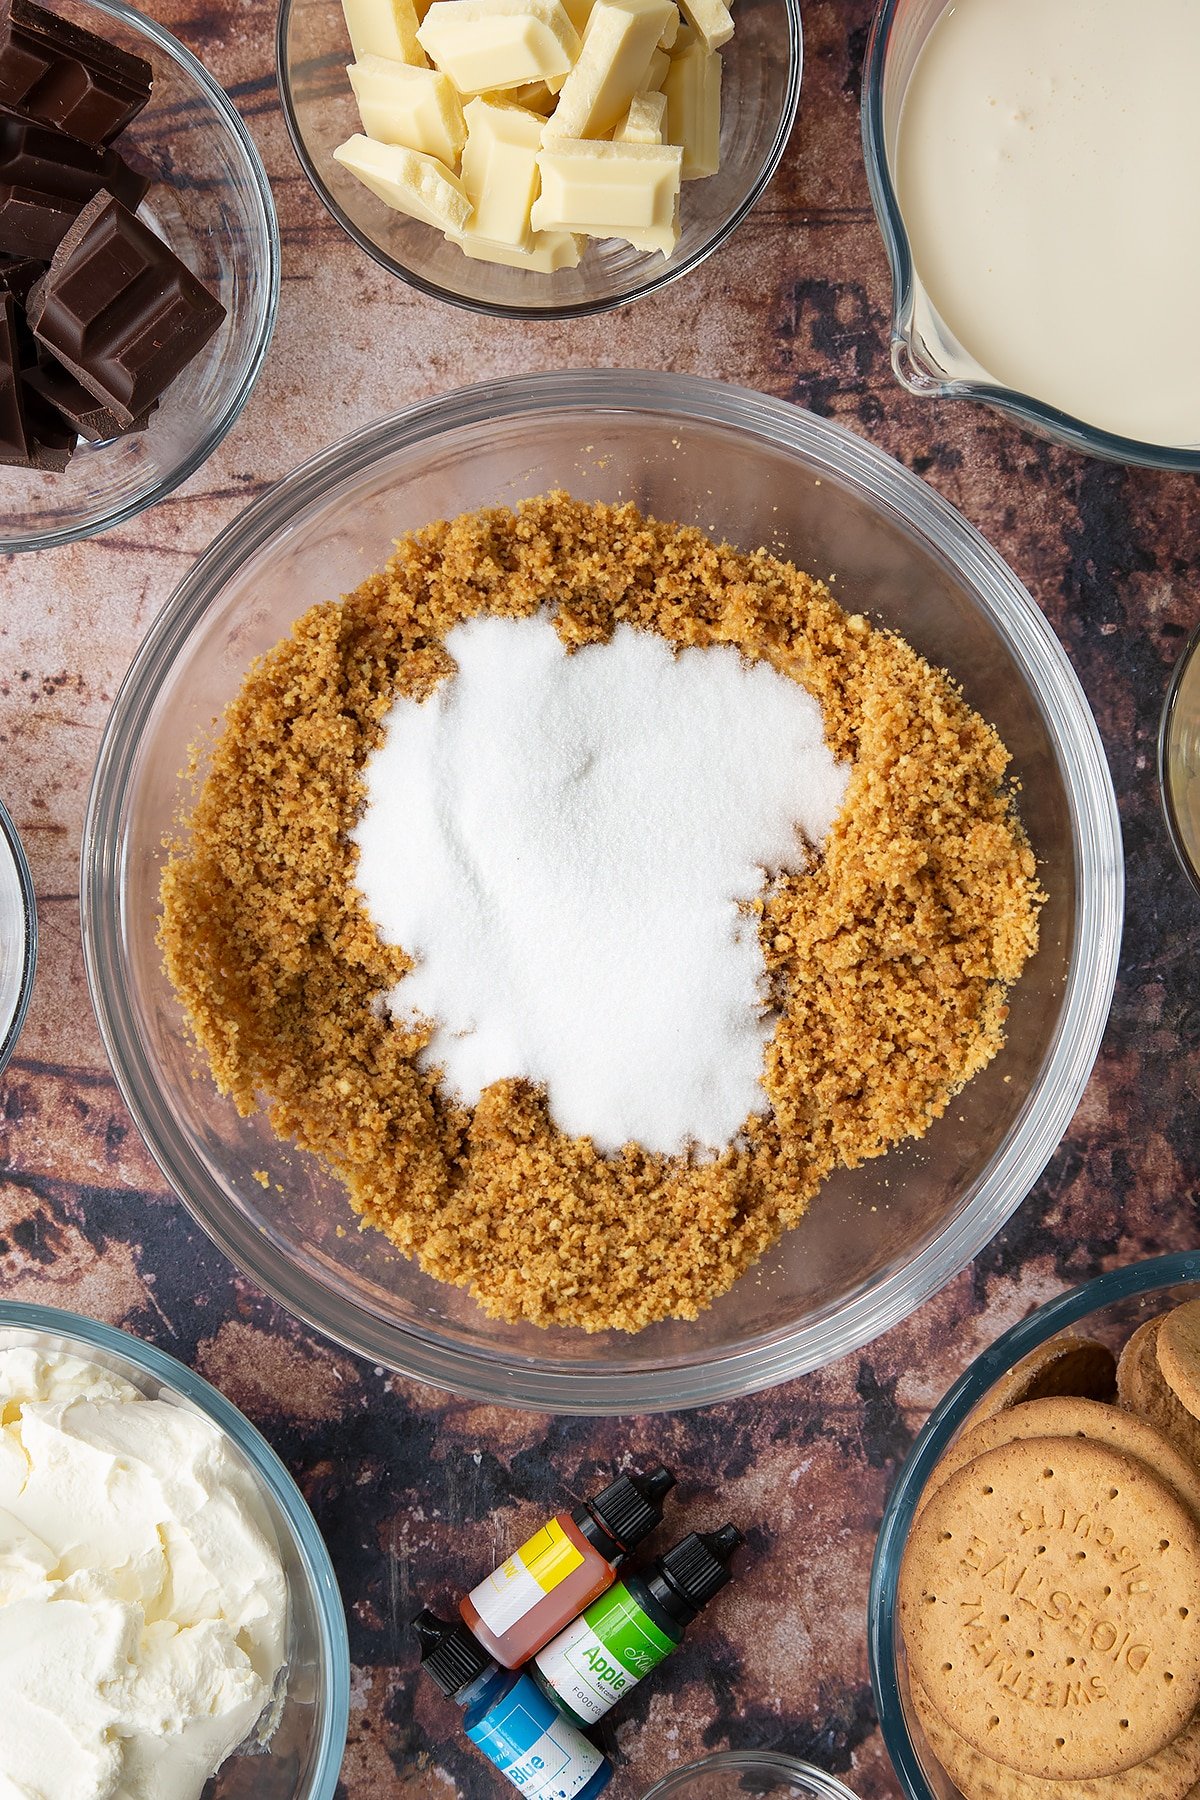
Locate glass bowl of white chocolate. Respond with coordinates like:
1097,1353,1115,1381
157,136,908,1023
275,0,802,315
0,1302,350,1800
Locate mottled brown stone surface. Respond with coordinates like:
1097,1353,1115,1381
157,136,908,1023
1,3,1198,1797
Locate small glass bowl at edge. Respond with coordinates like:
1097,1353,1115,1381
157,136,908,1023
641,1750,862,1797
0,795,36,1076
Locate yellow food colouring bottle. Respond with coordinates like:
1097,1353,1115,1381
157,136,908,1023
459,1466,676,1668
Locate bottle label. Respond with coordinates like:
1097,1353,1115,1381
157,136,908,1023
533,1585,676,1724
467,1672,607,1798
468,1518,586,1636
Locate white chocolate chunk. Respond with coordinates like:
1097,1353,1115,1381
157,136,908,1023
613,89,666,142
545,0,675,139
658,5,680,46
417,0,580,92
617,207,679,255
643,46,669,89
341,0,427,63
532,137,682,253
676,0,731,50
448,226,584,269
664,35,720,177
503,79,559,111
460,98,544,246
347,56,467,163
333,134,472,230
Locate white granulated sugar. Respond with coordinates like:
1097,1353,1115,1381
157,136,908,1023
352,615,851,1157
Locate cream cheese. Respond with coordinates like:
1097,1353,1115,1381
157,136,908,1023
895,0,1200,446
0,1346,288,1800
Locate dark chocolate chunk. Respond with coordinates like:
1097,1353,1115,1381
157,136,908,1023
20,366,72,466
0,286,32,462
0,245,40,302
26,189,225,427
0,248,41,363
0,106,148,257
0,0,152,145
24,351,151,440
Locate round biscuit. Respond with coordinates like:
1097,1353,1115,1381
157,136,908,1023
899,1435,1200,1779
1157,1300,1200,1426
967,1338,1118,1429
909,1677,1200,1800
917,1398,1200,1526
1118,1318,1200,1469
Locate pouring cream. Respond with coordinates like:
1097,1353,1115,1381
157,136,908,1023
894,0,1200,446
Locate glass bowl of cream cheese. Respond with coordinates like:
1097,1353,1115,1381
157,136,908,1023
863,0,1200,469
0,1303,349,1800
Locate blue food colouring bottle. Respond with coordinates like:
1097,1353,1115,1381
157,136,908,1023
414,1608,613,1800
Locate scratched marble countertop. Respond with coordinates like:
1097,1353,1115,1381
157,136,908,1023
1,2,1198,1796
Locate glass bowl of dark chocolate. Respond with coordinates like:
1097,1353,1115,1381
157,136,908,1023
0,0,279,552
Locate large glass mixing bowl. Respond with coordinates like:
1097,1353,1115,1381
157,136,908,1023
81,371,1123,1413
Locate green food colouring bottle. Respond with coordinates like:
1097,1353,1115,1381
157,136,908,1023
530,1524,743,1727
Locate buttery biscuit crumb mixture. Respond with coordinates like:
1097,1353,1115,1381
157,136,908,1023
159,495,1043,1333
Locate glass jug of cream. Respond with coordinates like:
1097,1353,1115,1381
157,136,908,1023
864,0,1200,460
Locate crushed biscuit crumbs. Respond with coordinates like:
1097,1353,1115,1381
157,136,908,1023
159,495,1043,1333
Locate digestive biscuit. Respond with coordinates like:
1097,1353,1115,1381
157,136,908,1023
1157,1300,1200,1425
966,1336,1117,1428
899,1436,1200,1779
909,1676,1200,1800
917,1397,1200,1526
1118,1318,1200,1469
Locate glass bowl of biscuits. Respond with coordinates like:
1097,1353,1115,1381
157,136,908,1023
870,1251,1200,1799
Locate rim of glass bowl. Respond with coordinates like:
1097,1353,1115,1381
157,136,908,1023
2,0,281,555
0,1299,351,1800
81,370,1123,1414
867,1250,1200,1800
861,0,1200,473
0,794,36,1077
274,0,802,321
1158,622,1200,900
641,1750,862,1797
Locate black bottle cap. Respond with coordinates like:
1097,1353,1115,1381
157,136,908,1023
413,1608,493,1700
587,1464,676,1555
653,1524,744,1626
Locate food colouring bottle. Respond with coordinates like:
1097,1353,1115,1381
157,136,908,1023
414,1608,612,1800
459,1465,676,1668
531,1524,744,1726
